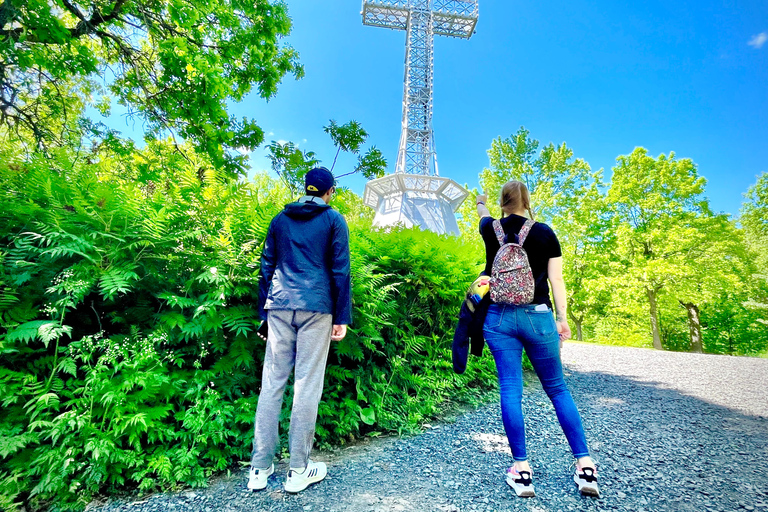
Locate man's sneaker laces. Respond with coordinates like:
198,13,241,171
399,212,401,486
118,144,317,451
284,459,327,493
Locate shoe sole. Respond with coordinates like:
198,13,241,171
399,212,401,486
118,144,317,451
506,477,535,497
284,468,327,493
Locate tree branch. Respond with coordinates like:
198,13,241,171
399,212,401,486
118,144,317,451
72,0,128,37
60,0,89,26
1,0,128,42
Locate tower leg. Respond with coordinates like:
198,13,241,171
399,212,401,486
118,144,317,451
397,1,436,176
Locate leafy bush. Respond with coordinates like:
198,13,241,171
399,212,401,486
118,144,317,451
0,144,495,510
0,142,272,510
319,225,496,442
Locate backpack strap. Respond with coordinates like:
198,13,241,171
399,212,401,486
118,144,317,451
517,219,536,245
492,220,506,245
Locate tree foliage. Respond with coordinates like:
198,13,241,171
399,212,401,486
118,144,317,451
480,127,595,222
267,119,387,195
0,0,303,173
462,131,767,356
607,148,710,350
741,173,768,326
0,138,491,510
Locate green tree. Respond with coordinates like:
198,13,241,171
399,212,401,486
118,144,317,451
606,148,725,351
479,127,594,223
267,119,387,195
0,0,303,172
740,172,768,329
556,178,614,341
324,119,387,181
456,185,484,252
741,173,768,270
668,215,746,352
472,127,604,336
266,140,320,196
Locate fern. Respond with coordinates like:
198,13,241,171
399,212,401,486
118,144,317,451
221,306,258,338
0,139,497,511
4,320,50,343
99,265,139,301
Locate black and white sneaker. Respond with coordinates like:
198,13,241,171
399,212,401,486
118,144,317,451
574,466,600,497
505,466,536,497
284,460,327,493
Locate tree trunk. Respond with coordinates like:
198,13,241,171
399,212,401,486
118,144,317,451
568,311,585,341
682,302,703,353
646,287,663,350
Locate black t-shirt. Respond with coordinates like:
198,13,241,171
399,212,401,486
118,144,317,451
479,215,562,308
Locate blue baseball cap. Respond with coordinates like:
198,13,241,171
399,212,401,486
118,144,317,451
305,167,336,196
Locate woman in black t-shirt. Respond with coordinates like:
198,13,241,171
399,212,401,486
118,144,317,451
476,180,600,498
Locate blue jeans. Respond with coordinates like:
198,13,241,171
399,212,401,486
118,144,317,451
483,303,590,461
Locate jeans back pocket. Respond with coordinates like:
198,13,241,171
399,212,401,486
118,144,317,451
484,304,504,330
524,310,556,336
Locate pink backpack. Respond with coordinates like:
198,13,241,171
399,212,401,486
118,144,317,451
489,219,536,305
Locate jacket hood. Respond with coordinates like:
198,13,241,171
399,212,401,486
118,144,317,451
283,200,331,220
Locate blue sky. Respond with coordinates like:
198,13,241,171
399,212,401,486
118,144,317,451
97,1,765,216
236,0,767,217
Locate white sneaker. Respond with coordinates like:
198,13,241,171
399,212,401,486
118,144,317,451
284,460,327,493
247,463,274,491
506,466,535,497
574,466,600,497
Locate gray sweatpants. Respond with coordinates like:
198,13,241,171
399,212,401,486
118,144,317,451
250,309,333,470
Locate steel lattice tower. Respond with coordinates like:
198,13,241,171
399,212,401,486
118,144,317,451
361,0,478,236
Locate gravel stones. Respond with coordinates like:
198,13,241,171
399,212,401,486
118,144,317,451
89,343,768,512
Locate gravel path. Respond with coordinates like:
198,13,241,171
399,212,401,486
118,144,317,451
90,343,768,512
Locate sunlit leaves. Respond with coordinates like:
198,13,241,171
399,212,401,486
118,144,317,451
1,0,304,173
479,127,594,224
266,140,320,195
355,147,387,180
99,265,139,301
741,173,768,267
325,119,368,156
740,173,768,321
5,320,51,343
268,120,388,195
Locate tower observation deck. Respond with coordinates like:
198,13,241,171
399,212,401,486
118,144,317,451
361,1,478,236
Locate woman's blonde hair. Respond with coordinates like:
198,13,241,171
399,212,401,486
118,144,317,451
499,180,534,220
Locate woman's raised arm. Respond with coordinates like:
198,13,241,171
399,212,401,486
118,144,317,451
476,193,491,219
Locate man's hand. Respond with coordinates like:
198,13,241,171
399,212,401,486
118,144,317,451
331,324,347,341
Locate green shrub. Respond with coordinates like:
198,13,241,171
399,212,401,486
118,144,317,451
0,143,273,510
320,225,497,442
0,144,496,510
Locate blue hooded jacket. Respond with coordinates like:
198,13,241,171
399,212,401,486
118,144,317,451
258,197,352,325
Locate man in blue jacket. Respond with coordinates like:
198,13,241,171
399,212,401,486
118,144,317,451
248,167,352,494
